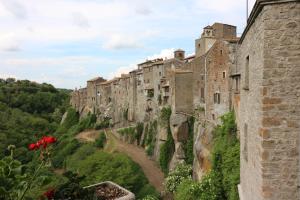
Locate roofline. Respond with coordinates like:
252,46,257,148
239,0,298,44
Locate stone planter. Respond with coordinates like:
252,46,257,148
84,181,135,200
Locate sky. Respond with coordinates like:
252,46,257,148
0,0,256,89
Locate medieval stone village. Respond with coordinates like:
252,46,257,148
69,0,300,199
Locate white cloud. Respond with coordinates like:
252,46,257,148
102,34,142,50
0,33,21,51
108,64,137,79
147,48,175,60
72,12,90,28
1,56,108,68
0,0,27,19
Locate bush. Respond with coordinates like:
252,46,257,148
175,171,222,200
164,163,192,193
174,112,240,200
95,132,107,149
52,139,81,168
211,112,240,200
67,151,158,199
183,116,194,165
136,122,144,145
94,117,110,130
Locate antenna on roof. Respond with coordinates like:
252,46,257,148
246,0,249,23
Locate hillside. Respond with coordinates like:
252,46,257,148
0,78,158,200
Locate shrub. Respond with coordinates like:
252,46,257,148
211,112,240,200
136,122,144,145
183,116,194,165
175,171,222,200
95,132,107,149
94,117,110,130
164,163,192,193
67,152,158,199
173,112,240,200
62,108,79,129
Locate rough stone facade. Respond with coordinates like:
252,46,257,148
237,1,300,200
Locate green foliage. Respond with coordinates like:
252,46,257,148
211,112,240,200
0,79,70,117
95,132,107,149
143,121,157,156
52,139,81,168
118,127,136,144
165,163,192,193
0,154,28,200
159,107,174,174
175,171,222,200
0,80,69,163
183,117,194,165
174,112,240,200
159,106,172,127
76,113,97,132
53,171,93,200
142,194,160,200
136,122,144,145
94,117,110,130
67,150,158,199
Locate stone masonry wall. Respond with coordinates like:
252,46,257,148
238,5,265,200
260,2,300,200
238,1,300,200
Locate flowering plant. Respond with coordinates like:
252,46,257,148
18,136,57,200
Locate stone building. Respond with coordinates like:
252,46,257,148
86,77,106,114
69,2,300,198
237,0,300,200
70,87,87,116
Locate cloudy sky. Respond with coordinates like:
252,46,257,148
0,0,256,89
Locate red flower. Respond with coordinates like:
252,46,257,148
43,136,57,144
28,143,37,151
44,188,55,200
29,136,57,151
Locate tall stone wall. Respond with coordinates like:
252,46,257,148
238,1,300,200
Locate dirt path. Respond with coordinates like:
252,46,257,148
107,130,165,192
75,129,100,142
76,129,165,192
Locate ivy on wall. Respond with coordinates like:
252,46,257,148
183,116,194,165
159,107,175,174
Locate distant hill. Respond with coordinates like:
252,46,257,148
0,78,70,162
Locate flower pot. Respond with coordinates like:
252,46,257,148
84,181,135,200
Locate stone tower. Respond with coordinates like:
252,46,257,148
237,0,300,200
174,49,185,60
195,25,216,57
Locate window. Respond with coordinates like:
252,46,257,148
165,86,170,92
243,123,248,161
214,93,221,104
244,56,249,90
223,71,226,79
159,72,162,76
220,50,223,55
158,84,160,90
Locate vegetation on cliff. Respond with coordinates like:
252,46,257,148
165,111,240,200
159,106,175,174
